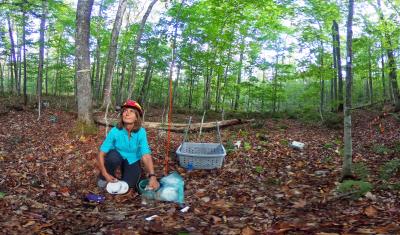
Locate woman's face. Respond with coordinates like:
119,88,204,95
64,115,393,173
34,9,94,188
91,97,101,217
122,108,137,125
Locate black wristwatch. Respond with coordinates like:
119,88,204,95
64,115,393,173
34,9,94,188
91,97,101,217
148,173,156,178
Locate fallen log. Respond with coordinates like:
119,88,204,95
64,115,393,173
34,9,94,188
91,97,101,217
93,113,253,132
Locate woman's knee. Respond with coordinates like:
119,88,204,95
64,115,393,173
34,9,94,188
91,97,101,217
105,150,123,166
122,161,142,189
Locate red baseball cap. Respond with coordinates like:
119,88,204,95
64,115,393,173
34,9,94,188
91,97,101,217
121,100,143,117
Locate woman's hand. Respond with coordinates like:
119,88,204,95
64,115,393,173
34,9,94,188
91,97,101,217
104,173,117,182
148,176,160,190
141,154,159,190
97,151,117,183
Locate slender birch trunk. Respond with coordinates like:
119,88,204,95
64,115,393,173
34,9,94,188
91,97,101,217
342,0,354,179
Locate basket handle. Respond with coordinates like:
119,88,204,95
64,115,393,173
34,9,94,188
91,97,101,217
183,116,192,143
216,121,222,145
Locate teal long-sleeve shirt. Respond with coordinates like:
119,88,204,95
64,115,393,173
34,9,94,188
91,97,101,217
100,127,151,164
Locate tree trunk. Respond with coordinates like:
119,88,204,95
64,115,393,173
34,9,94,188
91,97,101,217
37,0,47,119
376,0,400,110
247,82,251,112
319,39,325,117
0,61,3,94
45,50,49,95
333,20,344,112
272,55,279,113
75,0,94,123
22,4,28,105
18,39,22,96
8,54,14,93
116,58,127,106
234,38,245,111
91,57,96,88
364,79,370,103
187,37,195,109
101,0,127,109
330,66,334,110
221,48,231,112
331,23,338,110
381,44,386,100
138,60,151,105
368,45,373,104
188,65,195,109
342,0,354,179
54,32,63,96
387,47,400,110
172,61,181,108
97,62,105,100
127,0,158,100
93,2,103,103
93,48,100,100
54,50,61,96
144,67,153,106
215,65,222,112
320,75,325,117
207,66,213,110
94,47,101,101
7,15,18,95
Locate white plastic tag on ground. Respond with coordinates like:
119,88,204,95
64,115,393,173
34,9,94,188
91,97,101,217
145,215,159,221
234,140,241,149
180,206,190,213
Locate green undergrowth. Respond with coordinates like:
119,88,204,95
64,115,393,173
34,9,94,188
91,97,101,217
225,139,235,154
322,112,343,129
70,120,98,137
352,162,370,181
379,158,400,180
372,144,393,155
337,180,373,199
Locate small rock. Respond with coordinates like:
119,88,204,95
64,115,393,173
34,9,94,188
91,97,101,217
184,227,197,232
167,207,177,214
314,170,329,177
201,196,210,203
106,214,125,221
255,196,267,202
293,189,302,195
365,192,376,201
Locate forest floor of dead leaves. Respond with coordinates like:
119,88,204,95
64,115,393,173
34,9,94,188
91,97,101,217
0,106,400,234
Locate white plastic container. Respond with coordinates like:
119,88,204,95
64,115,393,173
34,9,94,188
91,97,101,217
290,141,305,150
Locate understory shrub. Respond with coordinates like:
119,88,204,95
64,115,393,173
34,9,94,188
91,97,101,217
337,180,373,199
323,112,343,129
352,162,370,181
225,139,235,154
379,158,400,180
372,144,392,155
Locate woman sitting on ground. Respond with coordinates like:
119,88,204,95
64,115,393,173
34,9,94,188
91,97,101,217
96,100,159,192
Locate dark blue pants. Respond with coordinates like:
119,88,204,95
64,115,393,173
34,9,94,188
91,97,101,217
100,150,142,191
